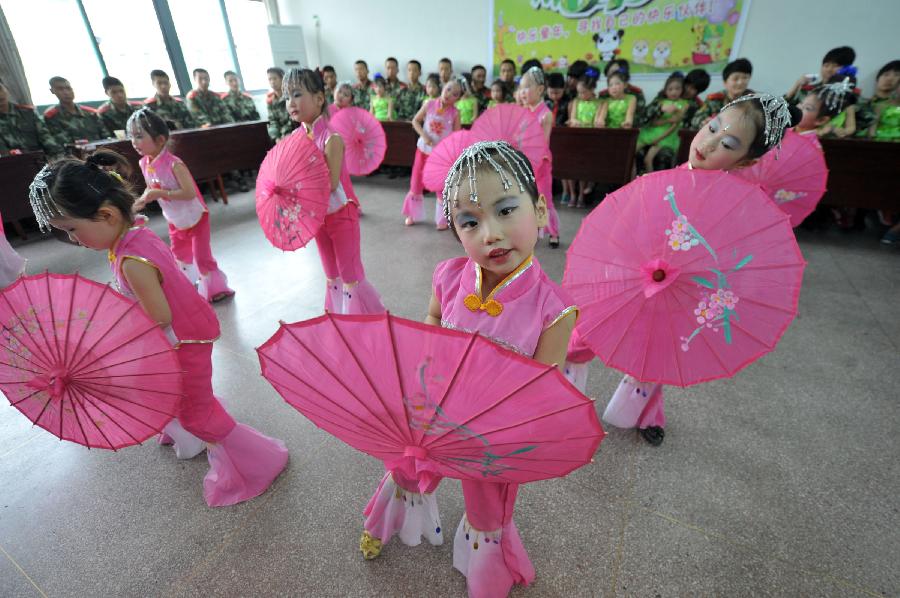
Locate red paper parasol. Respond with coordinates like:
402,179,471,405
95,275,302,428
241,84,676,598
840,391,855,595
329,107,387,176
258,312,604,492
0,272,182,449
256,128,331,251
564,169,806,387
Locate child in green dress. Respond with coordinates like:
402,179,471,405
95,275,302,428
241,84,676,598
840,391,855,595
637,72,689,172
595,70,636,128
369,76,394,121
454,74,479,125
486,80,505,109
565,69,600,207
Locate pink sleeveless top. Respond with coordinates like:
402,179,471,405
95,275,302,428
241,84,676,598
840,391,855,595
139,149,206,230
417,99,458,155
110,226,220,343
433,255,577,356
311,115,357,213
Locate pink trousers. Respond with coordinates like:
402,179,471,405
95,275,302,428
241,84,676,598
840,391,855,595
169,212,233,301
176,344,289,506
402,149,447,226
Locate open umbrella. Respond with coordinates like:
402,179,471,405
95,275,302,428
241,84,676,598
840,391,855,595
422,130,472,193
256,128,331,251
0,272,182,449
470,103,548,171
329,107,387,176
733,129,828,227
258,312,604,492
564,169,806,387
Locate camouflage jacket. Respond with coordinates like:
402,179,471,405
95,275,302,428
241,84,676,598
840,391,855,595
325,88,335,106
385,79,407,98
0,103,62,156
220,90,260,122
474,86,491,115
690,90,755,129
144,95,197,130
786,84,817,107
187,89,234,126
43,104,106,145
97,100,142,137
855,95,891,135
266,91,296,141
352,81,374,110
395,84,426,121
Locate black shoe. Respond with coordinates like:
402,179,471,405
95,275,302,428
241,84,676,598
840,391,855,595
549,236,560,248
238,180,250,192
639,426,665,446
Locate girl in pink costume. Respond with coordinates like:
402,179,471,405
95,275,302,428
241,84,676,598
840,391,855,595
284,68,384,314
327,81,354,117
362,141,578,598
564,93,801,446
128,109,234,303
28,151,289,506
402,77,462,229
0,216,26,289
518,67,561,248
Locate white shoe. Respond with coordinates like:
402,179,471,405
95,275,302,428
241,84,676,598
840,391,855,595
162,419,206,459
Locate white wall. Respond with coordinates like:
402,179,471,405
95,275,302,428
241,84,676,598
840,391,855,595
275,0,900,98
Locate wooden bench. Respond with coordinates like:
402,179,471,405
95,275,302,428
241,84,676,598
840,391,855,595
380,122,639,186
75,121,272,204
677,129,900,211
0,151,47,239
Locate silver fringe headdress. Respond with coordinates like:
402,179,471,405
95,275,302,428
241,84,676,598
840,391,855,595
28,165,62,233
818,77,855,112
722,92,793,150
524,66,545,87
441,141,535,224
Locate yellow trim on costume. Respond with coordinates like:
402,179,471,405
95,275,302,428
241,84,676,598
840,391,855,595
463,255,534,318
119,255,163,283
546,305,579,330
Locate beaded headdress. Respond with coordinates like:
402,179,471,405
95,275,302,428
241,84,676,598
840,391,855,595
441,141,535,224
524,66,545,87
721,92,793,150
818,77,855,112
29,165,62,233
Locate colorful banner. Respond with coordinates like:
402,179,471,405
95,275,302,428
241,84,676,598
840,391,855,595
492,0,750,76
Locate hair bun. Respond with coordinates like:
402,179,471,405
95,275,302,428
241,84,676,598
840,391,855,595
787,104,802,128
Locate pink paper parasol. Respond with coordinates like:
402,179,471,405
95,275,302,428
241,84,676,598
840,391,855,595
564,169,806,387
733,129,828,227
0,272,182,449
256,128,331,251
258,312,604,492
422,129,473,193
329,107,387,176
470,103,548,171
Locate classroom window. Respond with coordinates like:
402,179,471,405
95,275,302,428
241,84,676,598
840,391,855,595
225,0,272,91
81,0,180,98
5,0,106,105
168,0,236,91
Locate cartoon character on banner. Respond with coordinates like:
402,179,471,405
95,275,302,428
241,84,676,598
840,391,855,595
653,40,672,68
632,39,650,64
593,29,625,63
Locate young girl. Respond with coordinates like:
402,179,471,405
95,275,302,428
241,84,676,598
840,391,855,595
369,76,394,122
795,79,856,136
402,77,462,229
487,80,505,109
519,66,561,248
28,151,289,505
424,73,441,104
328,81,354,116
595,70,637,129
128,109,234,303
565,70,600,207
455,74,479,126
638,71,689,172
361,141,577,598
567,93,801,446
284,68,384,314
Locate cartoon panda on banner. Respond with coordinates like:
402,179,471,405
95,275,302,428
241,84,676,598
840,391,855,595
593,29,625,63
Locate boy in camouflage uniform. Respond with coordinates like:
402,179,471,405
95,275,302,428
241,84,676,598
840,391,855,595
43,76,106,146
383,57,407,98
395,60,425,121
351,60,374,110
0,77,62,156
266,67,296,142
144,69,198,130
691,58,754,129
471,65,491,114
221,70,260,122
187,68,234,126
98,76,142,137
785,46,855,107
322,66,337,105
